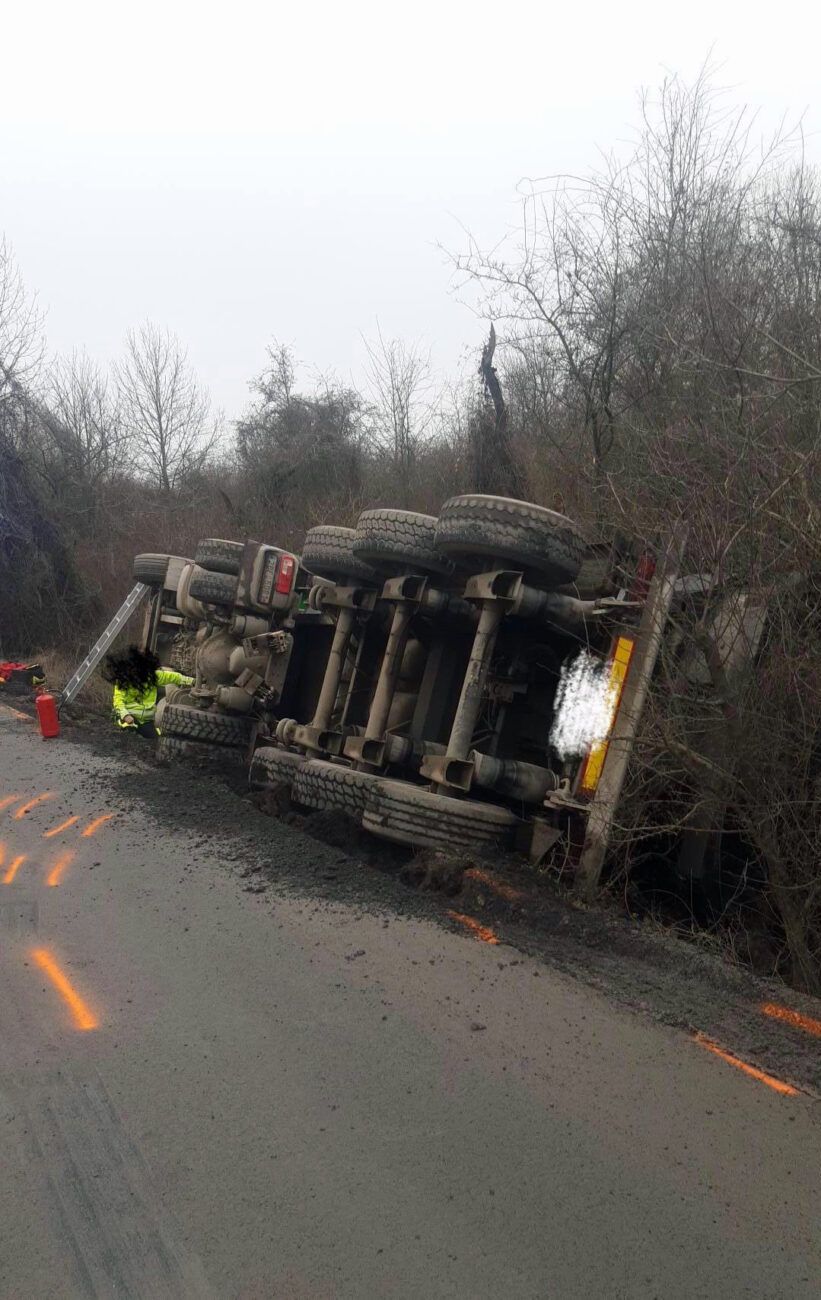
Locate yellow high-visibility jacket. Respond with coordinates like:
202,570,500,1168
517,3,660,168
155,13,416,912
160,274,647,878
112,670,194,727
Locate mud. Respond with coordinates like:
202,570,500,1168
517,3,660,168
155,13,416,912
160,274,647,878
56,706,821,1096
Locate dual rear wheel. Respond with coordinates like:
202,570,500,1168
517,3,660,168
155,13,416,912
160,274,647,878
249,751,520,853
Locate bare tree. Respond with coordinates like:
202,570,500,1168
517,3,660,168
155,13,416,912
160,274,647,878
452,69,796,494
0,244,87,653
470,324,523,496
44,351,122,489
448,70,821,986
364,328,432,501
115,323,217,491
235,342,366,522
0,237,44,432
452,161,629,485
0,238,42,389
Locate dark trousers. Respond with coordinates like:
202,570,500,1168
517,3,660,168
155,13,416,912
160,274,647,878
124,720,157,738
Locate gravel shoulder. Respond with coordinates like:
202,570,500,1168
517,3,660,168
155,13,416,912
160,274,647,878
41,705,821,1097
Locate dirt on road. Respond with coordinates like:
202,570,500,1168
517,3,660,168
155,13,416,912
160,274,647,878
37,705,821,1099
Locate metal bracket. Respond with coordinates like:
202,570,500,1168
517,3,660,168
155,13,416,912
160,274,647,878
342,734,385,768
485,680,522,704
544,788,591,813
589,597,644,621
310,583,377,613
290,723,345,756
234,669,264,693
462,570,523,604
242,630,291,658
379,573,428,603
524,817,563,863
418,753,475,793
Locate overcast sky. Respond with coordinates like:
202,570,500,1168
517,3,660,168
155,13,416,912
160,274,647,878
2,0,820,419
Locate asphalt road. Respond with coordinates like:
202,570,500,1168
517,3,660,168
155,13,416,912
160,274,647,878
1,706,819,1299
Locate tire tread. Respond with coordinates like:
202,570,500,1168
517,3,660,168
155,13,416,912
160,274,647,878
162,703,253,746
249,746,307,789
302,526,379,585
157,736,245,766
133,553,171,584
435,494,585,586
194,538,245,575
188,570,239,606
353,509,453,576
363,779,516,851
293,759,380,818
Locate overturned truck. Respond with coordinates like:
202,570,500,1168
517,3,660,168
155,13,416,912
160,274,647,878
134,497,690,890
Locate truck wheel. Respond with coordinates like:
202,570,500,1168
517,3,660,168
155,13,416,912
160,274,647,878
133,553,173,585
157,736,246,766
133,552,193,587
161,703,253,746
156,689,195,733
362,780,518,852
292,759,380,819
434,495,585,587
352,509,454,577
194,538,245,575
162,686,194,708
188,570,238,607
163,556,193,598
301,526,380,586
154,696,170,732
249,746,307,790
557,551,613,599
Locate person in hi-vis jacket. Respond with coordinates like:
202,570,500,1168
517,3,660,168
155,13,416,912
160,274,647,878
102,646,193,737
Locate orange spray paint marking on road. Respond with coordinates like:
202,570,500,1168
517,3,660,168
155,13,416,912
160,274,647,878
0,796,20,810
3,855,26,885
30,948,98,1031
81,813,115,838
464,867,523,902
692,1033,799,1096
13,792,54,820
760,1002,821,1040
46,852,75,888
43,815,79,839
0,702,29,721
448,911,500,945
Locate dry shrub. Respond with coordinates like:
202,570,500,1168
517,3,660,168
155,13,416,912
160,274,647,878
35,649,111,713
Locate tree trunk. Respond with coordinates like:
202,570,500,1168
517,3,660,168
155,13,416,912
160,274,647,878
472,326,524,497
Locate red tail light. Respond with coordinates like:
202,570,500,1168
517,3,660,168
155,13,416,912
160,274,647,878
276,555,296,594
629,552,656,601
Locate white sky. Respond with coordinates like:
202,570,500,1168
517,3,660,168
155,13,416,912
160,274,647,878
2,0,820,419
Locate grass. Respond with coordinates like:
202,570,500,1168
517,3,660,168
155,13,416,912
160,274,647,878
34,648,112,714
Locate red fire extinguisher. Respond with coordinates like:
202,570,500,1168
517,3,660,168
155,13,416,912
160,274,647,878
36,691,61,739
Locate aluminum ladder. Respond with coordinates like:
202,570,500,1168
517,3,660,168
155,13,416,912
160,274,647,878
59,583,151,711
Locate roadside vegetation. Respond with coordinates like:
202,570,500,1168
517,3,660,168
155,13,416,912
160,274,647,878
1,72,818,990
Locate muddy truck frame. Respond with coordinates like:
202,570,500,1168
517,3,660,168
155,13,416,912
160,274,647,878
124,498,730,896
